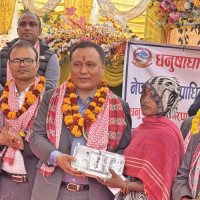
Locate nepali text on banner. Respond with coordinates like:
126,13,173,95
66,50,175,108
122,41,200,128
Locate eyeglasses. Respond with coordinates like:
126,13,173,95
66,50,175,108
10,58,36,67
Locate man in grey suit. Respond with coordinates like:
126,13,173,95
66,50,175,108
30,41,131,200
0,40,46,199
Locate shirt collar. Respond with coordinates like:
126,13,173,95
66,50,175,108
14,84,31,97
76,89,96,101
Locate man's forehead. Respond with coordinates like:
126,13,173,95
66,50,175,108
74,47,96,53
10,46,35,57
72,58,96,62
72,55,99,62
72,48,100,59
18,14,39,23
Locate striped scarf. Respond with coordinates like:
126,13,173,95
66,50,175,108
188,143,200,198
40,80,127,176
0,75,44,164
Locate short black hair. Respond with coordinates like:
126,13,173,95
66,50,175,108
9,40,38,61
18,12,41,28
70,41,105,64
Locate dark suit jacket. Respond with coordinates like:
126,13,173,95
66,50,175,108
188,92,200,116
30,89,132,200
180,116,194,140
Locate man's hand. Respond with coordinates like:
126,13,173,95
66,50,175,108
0,123,24,150
57,154,85,177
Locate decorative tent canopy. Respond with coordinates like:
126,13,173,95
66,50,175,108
97,0,148,25
21,0,62,16
1,0,200,91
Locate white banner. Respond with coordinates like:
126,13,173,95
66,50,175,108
122,41,200,129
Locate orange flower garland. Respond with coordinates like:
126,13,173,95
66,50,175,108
62,78,107,138
190,108,200,134
1,76,46,119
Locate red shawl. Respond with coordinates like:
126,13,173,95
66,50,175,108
123,116,184,200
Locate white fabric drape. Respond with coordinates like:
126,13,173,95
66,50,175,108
90,0,99,24
97,0,148,24
21,0,62,16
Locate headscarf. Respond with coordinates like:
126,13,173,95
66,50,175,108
142,76,180,118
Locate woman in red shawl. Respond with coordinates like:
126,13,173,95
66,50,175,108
98,76,184,200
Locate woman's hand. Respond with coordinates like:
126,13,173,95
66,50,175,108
97,168,124,189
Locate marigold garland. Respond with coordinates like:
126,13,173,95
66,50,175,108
190,109,200,134
0,76,46,119
62,78,107,138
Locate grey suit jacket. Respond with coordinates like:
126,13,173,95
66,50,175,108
172,120,200,199
30,89,132,200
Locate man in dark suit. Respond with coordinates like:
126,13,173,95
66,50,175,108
0,40,46,199
30,41,132,200
0,12,59,90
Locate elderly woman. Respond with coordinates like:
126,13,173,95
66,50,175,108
98,76,185,200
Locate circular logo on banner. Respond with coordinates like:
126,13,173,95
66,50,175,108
132,48,152,68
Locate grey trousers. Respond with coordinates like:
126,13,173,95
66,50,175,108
0,174,31,200
57,186,89,200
